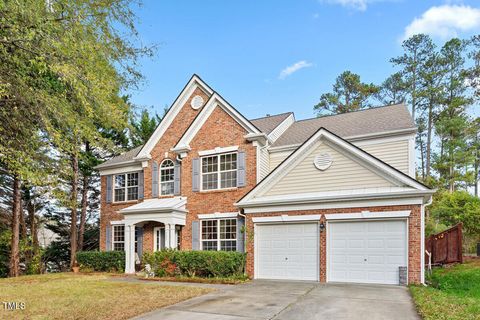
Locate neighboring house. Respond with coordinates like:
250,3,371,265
95,74,434,285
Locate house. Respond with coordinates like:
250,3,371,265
95,74,434,285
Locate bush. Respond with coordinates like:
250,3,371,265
76,251,125,272
143,250,246,278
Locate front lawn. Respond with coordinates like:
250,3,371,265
0,273,212,319
410,258,480,320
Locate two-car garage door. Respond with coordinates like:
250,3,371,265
255,220,407,285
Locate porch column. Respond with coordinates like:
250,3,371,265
124,223,136,273
164,224,177,249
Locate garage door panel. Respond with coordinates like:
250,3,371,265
329,220,407,285
256,223,319,281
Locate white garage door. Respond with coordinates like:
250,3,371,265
256,223,319,281
328,220,407,285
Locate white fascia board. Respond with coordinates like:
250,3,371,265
135,75,213,159
237,190,433,208
198,212,239,219
98,164,143,176
173,94,260,152
325,210,411,220
198,146,238,156
267,113,295,143
243,197,425,214
252,214,321,223
244,133,268,145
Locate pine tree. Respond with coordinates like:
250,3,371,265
376,72,407,105
314,71,379,115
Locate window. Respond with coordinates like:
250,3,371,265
201,153,237,190
112,225,125,251
160,159,175,195
114,172,139,202
201,218,237,251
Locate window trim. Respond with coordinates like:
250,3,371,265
200,218,237,251
113,172,140,203
200,152,238,191
160,159,175,196
112,224,125,251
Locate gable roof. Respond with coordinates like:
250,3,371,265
134,74,214,160
94,145,143,169
172,92,262,152
271,104,416,148
237,127,432,207
250,112,293,135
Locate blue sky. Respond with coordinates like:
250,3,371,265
128,0,480,120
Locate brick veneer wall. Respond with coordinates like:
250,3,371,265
244,204,422,284
100,87,257,253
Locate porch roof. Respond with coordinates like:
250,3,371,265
119,197,187,214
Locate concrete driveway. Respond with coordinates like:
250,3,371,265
134,280,420,320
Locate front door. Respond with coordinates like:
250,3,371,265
154,226,166,251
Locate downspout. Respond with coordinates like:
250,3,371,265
421,196,433,285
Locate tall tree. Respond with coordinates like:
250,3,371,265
433,38,472,192
8,176,21,277
376,72,407,105
391,34,435,119
417,47,445,180
130,109,160,147
314,71,379,115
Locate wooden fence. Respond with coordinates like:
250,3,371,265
425,223,463,265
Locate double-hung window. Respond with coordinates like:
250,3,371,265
201,152,237,190
160,159,175,195
114,172,139,202
201,218,237,251
112,225,125,251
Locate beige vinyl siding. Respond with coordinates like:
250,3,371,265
264,141,395,196
258,146,270,181
268,137,411,175
357,139,409,175
269,150,293,171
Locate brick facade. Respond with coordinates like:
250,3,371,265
100,87,257,254
244,205,422,284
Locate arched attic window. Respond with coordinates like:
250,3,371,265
160,159,175,195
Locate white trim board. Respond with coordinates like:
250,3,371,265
198,212,239,219
252,214,321,223
325,210,411,220
135,75,213,159
198,146,238,156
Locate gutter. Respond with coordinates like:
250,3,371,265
236,189,436,208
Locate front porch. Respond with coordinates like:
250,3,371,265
119,197,188,273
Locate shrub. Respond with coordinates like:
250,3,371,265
143,250,246,278
76,251,125,272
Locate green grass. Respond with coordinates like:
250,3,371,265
410,259,480,320
0,273,212,320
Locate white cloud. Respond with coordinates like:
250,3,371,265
402,5,480,40
278,61,313,80
320,0,392,11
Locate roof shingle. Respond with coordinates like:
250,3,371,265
271,104,415,147
250,112,293,135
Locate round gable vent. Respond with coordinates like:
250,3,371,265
190,95,204,110
314,153,333,171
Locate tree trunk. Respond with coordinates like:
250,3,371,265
9,176,21,277
78,176,89,252
78,141,90,252
27,196,38,250
19,203,27,240
425,102,434,179
70,153,79,269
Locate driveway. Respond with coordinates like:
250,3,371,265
133,280,420,320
